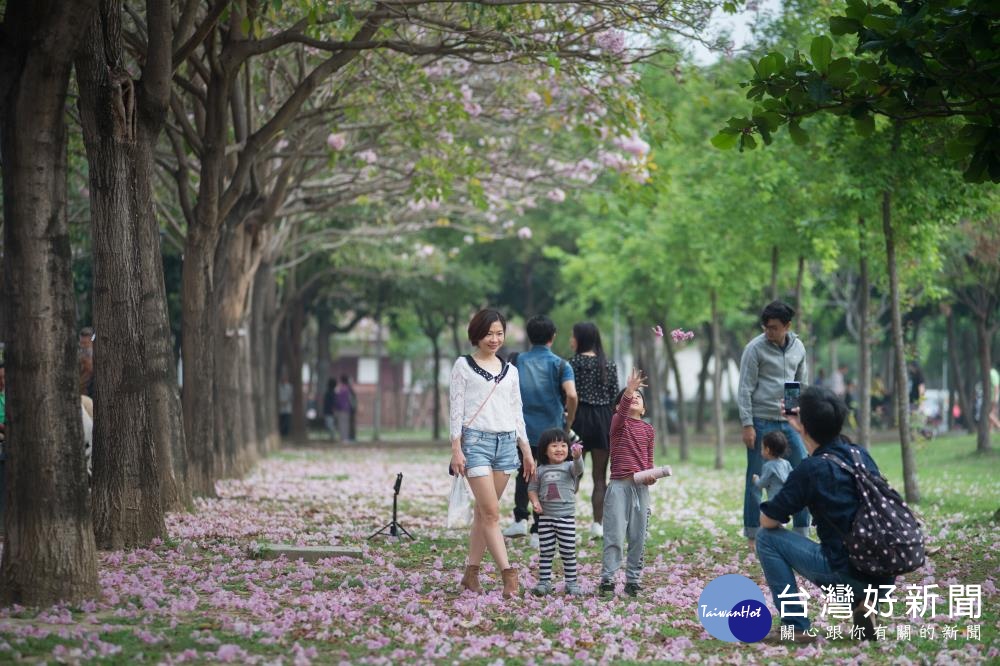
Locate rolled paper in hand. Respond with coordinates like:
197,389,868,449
633,465,672,483
571,442,583,457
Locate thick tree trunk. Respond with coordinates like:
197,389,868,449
882,127,920,503
213,222,265,477
182,230,219,497
711,291,725,470
0,0,100,605
76,2,165,549
663,337,689,461
974,319,993,453
858,217,872,448
254,261,280,454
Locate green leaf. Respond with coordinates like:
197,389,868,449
710,130,740,150
845,0,868,21
829,17,861,35
810,36,833,74
853,113,875,137
856,61,881,81
828,58,852,77
743,134,757,150
788,121,810,145
862,14,896,33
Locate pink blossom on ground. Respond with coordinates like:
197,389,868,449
517,226,533,240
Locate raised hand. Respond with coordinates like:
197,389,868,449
626,367,647,394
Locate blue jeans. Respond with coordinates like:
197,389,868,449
744,418,810,539
461,427,519,478
756,528,872,630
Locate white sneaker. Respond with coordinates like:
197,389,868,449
502,520,529,538
529,533,540,549
590,522,604,539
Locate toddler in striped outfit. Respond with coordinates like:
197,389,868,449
528,428,585,596
600,367,657,597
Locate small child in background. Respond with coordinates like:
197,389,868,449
528,428,585,596
600,367,657,597
752,431,793,500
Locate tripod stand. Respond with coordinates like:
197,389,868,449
369,473,414,540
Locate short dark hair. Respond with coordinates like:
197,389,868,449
760,301,796,326
798,386,847,446
467,308,507,346
614,388,644,410
762,430,788,457
526,315,556,345
537,428,569,464
80,327,94,337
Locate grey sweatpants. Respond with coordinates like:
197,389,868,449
601,478,650,585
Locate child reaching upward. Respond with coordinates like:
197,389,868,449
528,429,585,596
752,430,793,501
600,367,657,597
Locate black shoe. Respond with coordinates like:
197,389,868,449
852,607,877,641
624,582,641,597
599,582,614,595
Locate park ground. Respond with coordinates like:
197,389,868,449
0,433,997,664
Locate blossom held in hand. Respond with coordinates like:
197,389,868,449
652,325,664,338
671,328,695,343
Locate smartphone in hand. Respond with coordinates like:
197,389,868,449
784,382,801,414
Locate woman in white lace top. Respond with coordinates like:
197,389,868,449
449,309,535,599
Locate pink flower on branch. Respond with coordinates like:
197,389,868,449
326,133,346,151
517,226,533,240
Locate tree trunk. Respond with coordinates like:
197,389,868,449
857,217,872,448
76,0,165,549
373,314,384,441
287,298,307,442
254,261,280,454
769,245,779,300
695,333,712,433
663,337,689,461
0,0,100,605
711,290,725,470
882,124,920,503
213,222,265,476
431,336,442,441
315,308,333,425
793,255,805,311
974,318,993,453
945,310,972,434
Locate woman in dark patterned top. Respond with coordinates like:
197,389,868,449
569,322,619,540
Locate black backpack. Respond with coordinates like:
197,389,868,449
821,448,926,578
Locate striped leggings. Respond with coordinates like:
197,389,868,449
538,515,578,583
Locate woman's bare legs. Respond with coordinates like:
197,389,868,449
589,448,610,524
467,471,511,569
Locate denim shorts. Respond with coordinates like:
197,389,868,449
462,427,519,478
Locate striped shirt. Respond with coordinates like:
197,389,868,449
609,393,655,479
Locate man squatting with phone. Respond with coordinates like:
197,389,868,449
737,300,811,552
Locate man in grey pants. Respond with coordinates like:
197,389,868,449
738,301,811,551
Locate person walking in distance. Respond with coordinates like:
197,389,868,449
738,301,811,552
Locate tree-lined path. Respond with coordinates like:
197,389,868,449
0,435,995,663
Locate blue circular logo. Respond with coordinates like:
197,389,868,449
697,574,772,642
